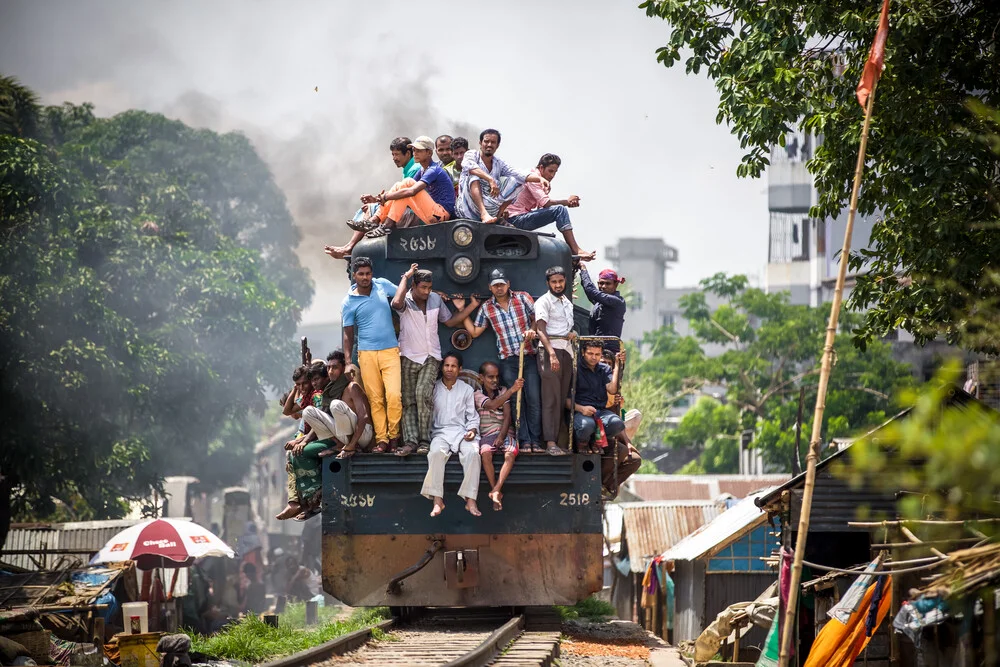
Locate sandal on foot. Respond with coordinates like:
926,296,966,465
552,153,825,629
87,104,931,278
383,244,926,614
365,224,394,238
531,443,546,454
546,444,568,457
416,442,430,455
346,218,379,232
336,447,357,459
371,442,389,454
395,443,416,457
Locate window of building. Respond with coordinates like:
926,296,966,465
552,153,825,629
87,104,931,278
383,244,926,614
769,212,812,263
706,525,780,572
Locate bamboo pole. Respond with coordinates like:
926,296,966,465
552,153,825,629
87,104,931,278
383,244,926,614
777,79,879,667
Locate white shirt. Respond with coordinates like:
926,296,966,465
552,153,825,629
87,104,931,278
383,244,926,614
534,291,575,353
432,380,480,450
394,291,452,364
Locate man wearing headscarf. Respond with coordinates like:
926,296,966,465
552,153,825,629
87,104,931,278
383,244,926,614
579,263,627,352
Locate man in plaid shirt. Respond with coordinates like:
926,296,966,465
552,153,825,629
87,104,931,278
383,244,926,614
458,268,543,452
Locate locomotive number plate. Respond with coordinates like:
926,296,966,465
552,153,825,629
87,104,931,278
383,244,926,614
559,492,590,506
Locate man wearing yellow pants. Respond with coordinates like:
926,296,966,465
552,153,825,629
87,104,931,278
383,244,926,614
341,256,402,453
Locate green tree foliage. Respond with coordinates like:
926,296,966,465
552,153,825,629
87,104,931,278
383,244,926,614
641,0,1000,352
632,274,912,472
0,76,311,541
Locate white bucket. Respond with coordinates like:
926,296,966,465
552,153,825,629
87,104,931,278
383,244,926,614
121,601,149,635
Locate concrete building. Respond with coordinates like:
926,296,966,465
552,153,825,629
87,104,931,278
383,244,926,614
764,128,876,307
604,238,679,345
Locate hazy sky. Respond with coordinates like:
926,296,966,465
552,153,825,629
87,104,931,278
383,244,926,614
1,0,768,324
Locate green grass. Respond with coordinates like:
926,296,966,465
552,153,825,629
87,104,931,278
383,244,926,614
278,600,343,628
186,606,390,664
555,596,617,622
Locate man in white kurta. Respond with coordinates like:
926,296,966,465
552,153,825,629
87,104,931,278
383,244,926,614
420,353,482,517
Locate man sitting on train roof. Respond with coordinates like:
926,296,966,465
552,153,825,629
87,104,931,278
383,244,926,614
506,153,596,261
351,136,457,239
342,256,403,453
573,341,626,454
457,268,543,453
442,136,468,194
420,351,483,517
457,128,549,223
391,263,479,458
476,361,523,512
535,266,576,456
325,136,421,260
578,262,627,352
435,134,453,179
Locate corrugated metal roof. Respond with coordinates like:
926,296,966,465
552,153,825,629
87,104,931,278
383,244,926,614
624,474,792,502
661,489,776,562
4,520,140,571
619,501,723,572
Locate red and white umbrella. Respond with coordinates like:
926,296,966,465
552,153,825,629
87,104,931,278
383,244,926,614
92,518,234,569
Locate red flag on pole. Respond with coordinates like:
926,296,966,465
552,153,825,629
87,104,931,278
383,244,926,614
856,0,891,108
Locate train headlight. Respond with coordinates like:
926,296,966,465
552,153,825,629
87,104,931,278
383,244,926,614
452,256,474,278
452,224,474,247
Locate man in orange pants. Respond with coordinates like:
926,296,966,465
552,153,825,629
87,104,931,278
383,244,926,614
355,136,456,238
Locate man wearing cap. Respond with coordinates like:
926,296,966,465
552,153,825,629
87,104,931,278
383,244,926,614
534,266,576,456
457,268,544,452
579,263,627,352
352,135,457,238
391,262,480,457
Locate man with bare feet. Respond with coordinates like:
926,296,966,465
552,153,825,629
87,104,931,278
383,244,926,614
506,153,596,260
420,351,482,517
324,136,420,259
457,128,549,223
476,362,522,511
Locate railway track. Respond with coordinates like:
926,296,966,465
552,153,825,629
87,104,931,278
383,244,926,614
262,609,560,667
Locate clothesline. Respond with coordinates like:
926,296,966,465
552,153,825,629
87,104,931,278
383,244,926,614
801,557,947,577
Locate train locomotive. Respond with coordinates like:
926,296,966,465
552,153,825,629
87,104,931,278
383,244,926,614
321,220,607,608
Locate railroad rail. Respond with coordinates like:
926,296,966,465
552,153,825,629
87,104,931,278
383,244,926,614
263,609,560,667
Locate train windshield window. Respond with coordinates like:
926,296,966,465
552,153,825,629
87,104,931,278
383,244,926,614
484,234,531,258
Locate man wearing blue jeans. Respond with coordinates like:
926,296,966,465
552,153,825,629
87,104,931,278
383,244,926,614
459,268,544,452
573,340,626,454
505,153,596,261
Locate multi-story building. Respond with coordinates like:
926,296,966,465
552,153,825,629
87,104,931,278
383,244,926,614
603,238,679,345
764,128,877,307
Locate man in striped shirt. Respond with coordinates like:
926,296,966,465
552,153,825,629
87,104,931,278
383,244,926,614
457,128,550,223
458,268,543,452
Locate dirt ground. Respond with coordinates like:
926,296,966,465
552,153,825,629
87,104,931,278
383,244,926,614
559,618,679,667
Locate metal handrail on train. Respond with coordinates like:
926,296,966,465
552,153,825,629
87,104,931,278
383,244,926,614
514,334,626,468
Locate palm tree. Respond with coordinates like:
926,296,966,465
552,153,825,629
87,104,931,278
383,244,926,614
0,74,41,139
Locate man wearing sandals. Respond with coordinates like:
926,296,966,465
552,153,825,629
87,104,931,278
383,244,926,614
391,263,480,457
421,351,482,518
573,341,626,454
342,257,403,453
349,135,456,239
325,137,421,259
476,361,523,512
459,268,544,453
535,266,577,456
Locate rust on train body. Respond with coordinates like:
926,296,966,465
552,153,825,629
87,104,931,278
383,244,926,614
321,455,605,607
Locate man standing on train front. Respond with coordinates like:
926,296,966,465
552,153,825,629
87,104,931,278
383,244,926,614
341,256,402,453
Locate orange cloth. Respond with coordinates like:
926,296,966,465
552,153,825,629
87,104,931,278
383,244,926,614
376,178,450,225
804,579,892,667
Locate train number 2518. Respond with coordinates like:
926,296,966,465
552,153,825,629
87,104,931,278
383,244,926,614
560,493,590,506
